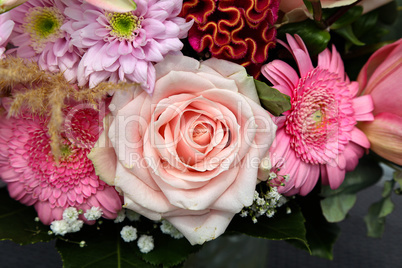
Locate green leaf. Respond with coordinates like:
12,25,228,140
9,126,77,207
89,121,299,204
277,19,331,54
295,193,340,260
393,170,402,189
334,25,365,46
320,157,383,223
378,0,398,25
56,222,153,268
183,234,269,267
329,6,363,30
254,79,291,116
364,180,395,238
0,188,53,245
56,219,201,268
227,203,309,251
320,194,356,222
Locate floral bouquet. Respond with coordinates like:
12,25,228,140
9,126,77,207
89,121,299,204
0,0,401,266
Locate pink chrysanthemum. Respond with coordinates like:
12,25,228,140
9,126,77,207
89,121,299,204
8,0,81,82
0,102,122,225
0,12,14,58
62,0,193,92
260,34,374,195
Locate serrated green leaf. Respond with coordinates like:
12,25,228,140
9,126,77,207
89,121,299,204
0,188,53,245
277,19,331,54
254,79,291,116
334,25,365,46
320,194,356,222
227,203,309,251
296,194,340,260
330,6,363,30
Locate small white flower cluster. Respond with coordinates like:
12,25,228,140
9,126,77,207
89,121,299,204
84,207,103,221
50,206,104,236
240,187,288,223
160,220,184,239
114,209,141,223
120,225,154,254
50,207,84,236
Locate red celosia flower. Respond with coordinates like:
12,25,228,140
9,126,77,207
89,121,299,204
181,0,279,77
0,101,122,225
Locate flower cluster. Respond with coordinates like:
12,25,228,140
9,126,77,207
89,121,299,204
2,0,192,92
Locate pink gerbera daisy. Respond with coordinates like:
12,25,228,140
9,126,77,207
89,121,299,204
260,34,374,195
0,101,122,225
62,0,193,92
0,12,14,58
8,0,81,82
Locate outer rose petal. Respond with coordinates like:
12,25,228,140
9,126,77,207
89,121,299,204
88,116,117,185
358,113,402,166
85,0,136,12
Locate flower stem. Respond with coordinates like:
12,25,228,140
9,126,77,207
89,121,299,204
307,0,327,29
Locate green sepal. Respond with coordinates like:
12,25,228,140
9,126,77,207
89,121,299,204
0,188,53,245
254,79,291,116
320,157,383,222
277,19,331,54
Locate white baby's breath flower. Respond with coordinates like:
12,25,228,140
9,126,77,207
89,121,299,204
120,226,138,242
50,220,70,236
84,207,103,221
114,209,126,223
63,207,79,223
137,235,154,253
126,210,141,222
160,220,184,239
68,220,84,233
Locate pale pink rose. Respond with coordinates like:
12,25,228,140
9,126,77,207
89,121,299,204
357,39,402,165
89,55,277,245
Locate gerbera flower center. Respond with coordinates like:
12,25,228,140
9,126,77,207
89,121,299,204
285,68,354,165
23,7,65,53
107,12,141,41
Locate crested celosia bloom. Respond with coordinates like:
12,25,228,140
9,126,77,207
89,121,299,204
0,12,14,58
181,0,279,77
62,0,192,92
260,34,374,195
8,0,82,82
0,101,122,225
